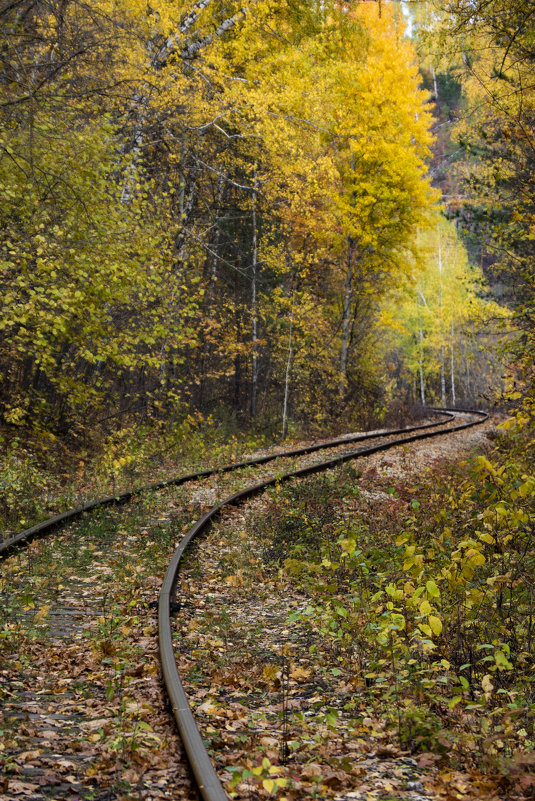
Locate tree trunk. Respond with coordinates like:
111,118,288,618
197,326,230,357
450,320,456,406
210,173,226,284
198,172,226,409
431,65,438,98
437,230,446,406
251,168,259,420
440,345,446,406
339,239,353,397
416,279,428,407
234,303,242,413
465,354,471,400
282,319,293,440
419,328,426,405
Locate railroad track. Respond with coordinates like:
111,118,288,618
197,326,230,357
0,410,458,558
158,407,488,801
0,407,488,800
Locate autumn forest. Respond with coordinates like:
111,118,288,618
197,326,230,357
1,0,535,799
2,0,528,440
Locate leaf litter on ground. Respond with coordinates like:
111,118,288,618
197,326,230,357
1,416,515,801
172,418,518,800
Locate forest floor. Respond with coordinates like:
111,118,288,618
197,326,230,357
173,416,511,801
3,414,531,801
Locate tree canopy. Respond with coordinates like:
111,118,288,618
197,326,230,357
0,0,511,436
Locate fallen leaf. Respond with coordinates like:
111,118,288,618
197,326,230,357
6,781,40,795
302,763,323,779
290,666,311,680
33,605,51,623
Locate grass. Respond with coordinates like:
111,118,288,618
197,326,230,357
0,414,276,537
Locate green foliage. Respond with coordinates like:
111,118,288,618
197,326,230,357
0,412,275,537
418,0,535,403
261,427,535,766
0,438,63,531
378,214,508,405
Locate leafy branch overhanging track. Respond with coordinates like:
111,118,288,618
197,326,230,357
158,407,488,801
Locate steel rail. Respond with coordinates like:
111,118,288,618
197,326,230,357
0,410,456,558
159,408,488,801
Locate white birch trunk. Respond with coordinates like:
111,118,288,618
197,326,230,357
419,328,426,405
282,319,293,439
251,168,258,419
437,231,446,406
431,65,438,98
450,319,456,406
440,346,446,406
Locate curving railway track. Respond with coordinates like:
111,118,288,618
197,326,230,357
0,408,489,800
0,410,458,559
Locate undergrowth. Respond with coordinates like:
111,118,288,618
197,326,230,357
0,480,198,798
0,402,426,539
0,414,269,537
257,419,535,792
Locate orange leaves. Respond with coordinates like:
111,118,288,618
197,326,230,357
33,605,51,623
